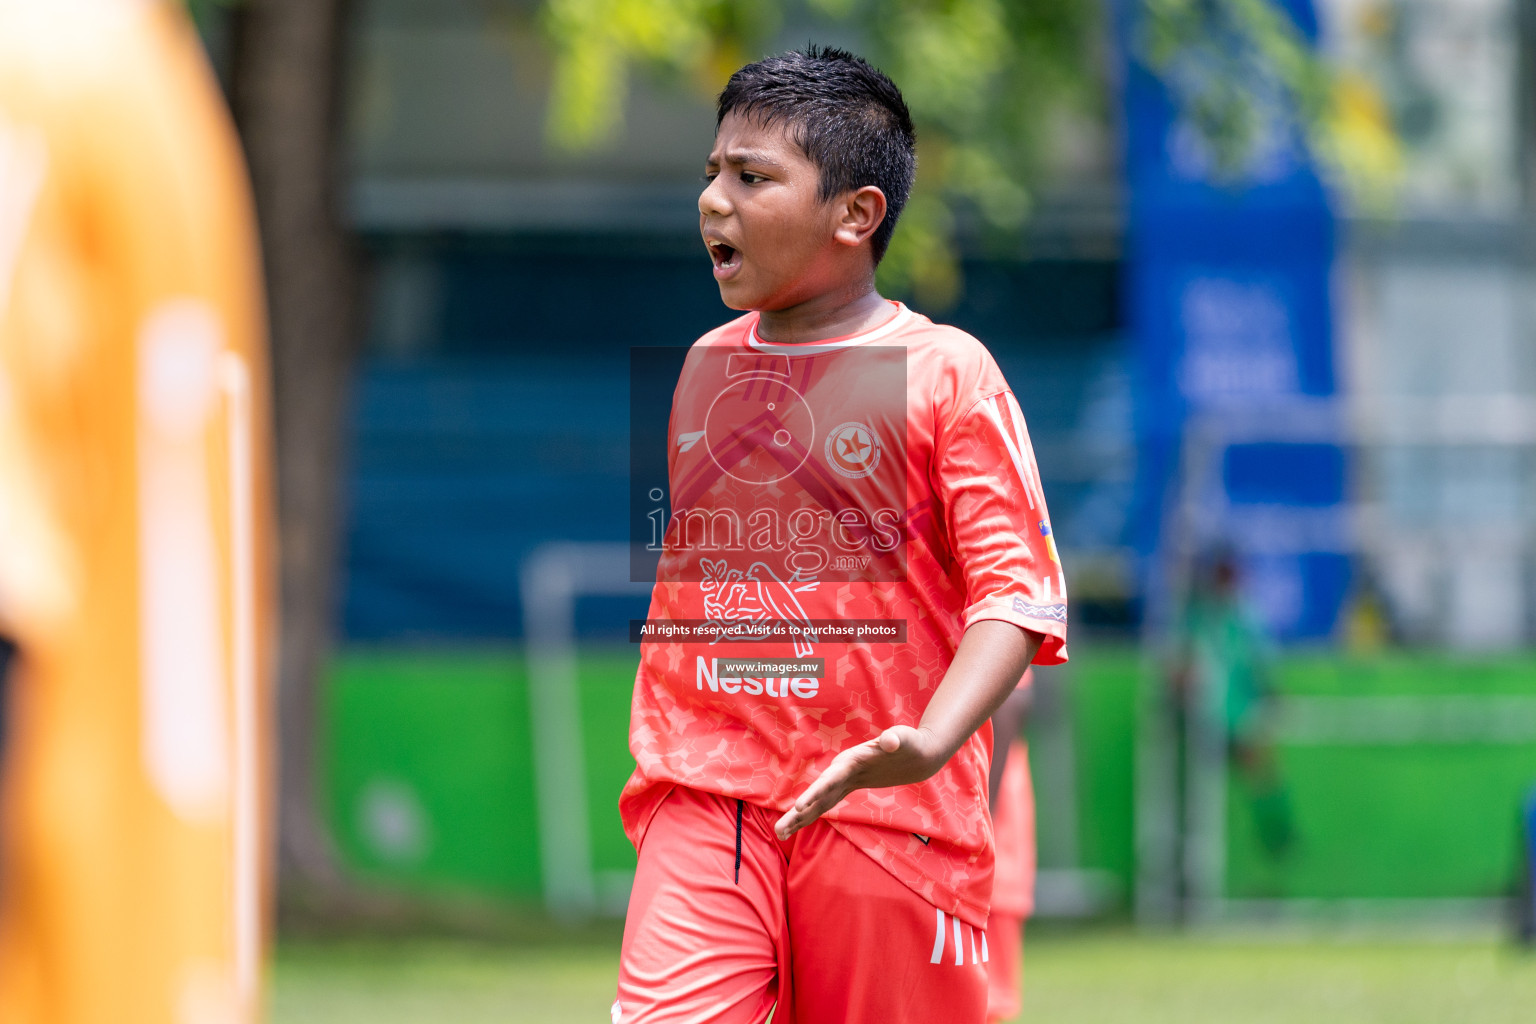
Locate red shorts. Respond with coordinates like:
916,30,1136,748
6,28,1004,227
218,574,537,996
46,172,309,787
615,785,990,1024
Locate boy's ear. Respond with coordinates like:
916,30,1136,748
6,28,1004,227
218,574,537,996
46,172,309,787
832,186,888,250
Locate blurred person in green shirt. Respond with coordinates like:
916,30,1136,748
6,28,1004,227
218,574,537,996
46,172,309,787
1170,546,1295,860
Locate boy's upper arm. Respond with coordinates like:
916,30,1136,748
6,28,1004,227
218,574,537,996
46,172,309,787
934,386,1068,665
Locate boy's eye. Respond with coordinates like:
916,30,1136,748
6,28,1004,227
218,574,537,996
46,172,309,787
740,171,766,185
702,171,718,184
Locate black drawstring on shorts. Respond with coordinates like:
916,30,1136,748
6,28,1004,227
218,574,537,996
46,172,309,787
734,799,745,884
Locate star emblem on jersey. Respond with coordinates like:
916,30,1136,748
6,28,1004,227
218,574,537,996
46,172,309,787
824,421,882,479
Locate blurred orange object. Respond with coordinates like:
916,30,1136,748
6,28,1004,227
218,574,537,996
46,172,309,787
0,2,275,1022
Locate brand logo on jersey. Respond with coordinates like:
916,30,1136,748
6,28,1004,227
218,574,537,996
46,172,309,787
675,429,706,452
930,910,988,967
824,421,882,479
697,656,821,700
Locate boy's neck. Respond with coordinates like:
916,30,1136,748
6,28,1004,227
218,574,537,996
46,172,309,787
755,282,893,345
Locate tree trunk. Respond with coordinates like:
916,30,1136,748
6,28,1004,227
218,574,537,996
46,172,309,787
228,0,358,900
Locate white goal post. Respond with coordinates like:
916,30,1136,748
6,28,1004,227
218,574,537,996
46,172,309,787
520,542,651,922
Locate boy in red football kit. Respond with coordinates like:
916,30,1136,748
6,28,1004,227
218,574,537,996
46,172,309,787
617,47,1067,1024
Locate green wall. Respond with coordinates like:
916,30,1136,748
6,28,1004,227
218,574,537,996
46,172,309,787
1226,654,1536,901
323,646,1536,910
325,649,640,903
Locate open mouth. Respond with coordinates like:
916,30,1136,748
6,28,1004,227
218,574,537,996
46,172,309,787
708,240,739,271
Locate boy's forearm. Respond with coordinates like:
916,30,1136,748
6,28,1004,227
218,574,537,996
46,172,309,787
774,619,1045,839
913,619,1042,774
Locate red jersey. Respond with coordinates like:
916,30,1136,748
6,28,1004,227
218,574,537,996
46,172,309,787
622,303,1067,926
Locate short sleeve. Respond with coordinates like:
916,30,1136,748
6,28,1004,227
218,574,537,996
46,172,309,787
935,388,1067,665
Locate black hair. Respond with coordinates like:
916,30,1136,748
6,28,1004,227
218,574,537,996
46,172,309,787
716,45,916,264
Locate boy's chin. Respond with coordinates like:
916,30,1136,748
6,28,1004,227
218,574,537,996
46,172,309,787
715,282,761,311
717,280,801,314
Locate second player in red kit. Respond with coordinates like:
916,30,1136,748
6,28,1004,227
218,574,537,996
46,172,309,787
617,47,1067,1024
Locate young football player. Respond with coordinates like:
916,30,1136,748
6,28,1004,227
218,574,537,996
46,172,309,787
616,47,1067,1024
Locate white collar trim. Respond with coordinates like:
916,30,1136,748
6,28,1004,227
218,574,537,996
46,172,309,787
747,303,911,353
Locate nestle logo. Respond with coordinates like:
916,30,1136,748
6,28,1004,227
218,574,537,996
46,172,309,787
696,657,821,701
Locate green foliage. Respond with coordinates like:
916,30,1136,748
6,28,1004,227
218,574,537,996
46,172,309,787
540,0,1098,307
540,0,1381,304
542,0,723,149
1141,0,1330,177
1140,0,1400,210
867,0,1099,304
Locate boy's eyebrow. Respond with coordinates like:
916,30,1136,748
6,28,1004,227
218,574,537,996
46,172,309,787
709,147,784,169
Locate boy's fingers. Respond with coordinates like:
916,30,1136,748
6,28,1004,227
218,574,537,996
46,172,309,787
793,781,831,815
776,791,822,837
775,801,822,839
777,756,860,838
798,764,852,814
774,731,918,840
796,755,851,809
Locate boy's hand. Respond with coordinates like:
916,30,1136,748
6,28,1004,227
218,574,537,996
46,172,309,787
774,725,944,840
772,620,1043,842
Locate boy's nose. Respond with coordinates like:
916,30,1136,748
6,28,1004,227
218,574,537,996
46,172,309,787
699,177,731,217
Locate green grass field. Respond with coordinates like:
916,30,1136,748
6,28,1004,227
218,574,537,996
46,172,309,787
270,930,1536,1023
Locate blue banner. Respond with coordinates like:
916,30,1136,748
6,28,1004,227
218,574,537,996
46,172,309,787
1120,0,1350,640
